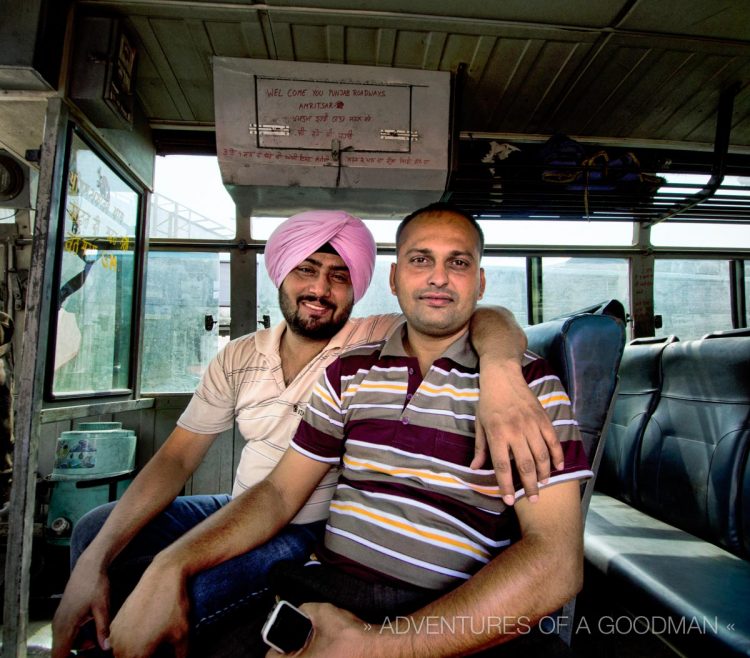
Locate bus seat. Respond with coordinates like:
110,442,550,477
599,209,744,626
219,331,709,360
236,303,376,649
703,327,750,339
596,335,678,505
585,333,750,656
525,310,626,514
637,336,750,551
525,311,625,646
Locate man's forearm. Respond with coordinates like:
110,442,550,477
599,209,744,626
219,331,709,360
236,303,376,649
392,534,582,657
470,305,527,362
155,477,295,579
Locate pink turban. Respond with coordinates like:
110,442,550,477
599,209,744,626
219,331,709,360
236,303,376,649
264,210,376,303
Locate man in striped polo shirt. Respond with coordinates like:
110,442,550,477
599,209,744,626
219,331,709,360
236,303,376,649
280,203,592,655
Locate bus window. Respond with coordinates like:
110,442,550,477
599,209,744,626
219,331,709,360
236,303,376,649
654,259,733,339
541,257,630,325
52,130,141,397
481,257,528,326
140,155,234,392
150,155,235,240
252,216,400,243
479,219,634,247
140,251,227,393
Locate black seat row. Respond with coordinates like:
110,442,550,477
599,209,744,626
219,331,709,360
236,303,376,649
585,330,750,657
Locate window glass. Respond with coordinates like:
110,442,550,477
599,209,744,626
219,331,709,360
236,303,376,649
651,222,750,249
253,215,634,247
251,215,399,243
52,131,139,396
140,252,226,393
481,257,528,326
541,258,630,323
479,219,633,246
654,259,732,339
150,156,235,239
745,261,749,327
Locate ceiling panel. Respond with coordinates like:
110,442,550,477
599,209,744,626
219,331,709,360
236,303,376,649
70,0,750,149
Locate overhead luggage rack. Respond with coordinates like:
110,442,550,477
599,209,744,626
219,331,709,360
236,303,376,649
447,140,750,225
448,84,750,225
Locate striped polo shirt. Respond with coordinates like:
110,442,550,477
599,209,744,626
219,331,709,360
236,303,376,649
291,322,592,591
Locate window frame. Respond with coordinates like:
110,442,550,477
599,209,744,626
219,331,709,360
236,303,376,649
45,122,148,401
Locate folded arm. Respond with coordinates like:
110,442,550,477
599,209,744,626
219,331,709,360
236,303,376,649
469,306,564,503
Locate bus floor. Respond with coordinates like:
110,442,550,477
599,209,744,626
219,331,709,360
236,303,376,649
0,620,54,656
0,524,67,657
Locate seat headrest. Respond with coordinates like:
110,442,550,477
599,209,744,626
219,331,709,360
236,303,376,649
525,312,626,460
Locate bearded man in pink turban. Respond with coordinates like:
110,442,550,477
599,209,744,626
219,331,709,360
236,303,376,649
264,210,376,341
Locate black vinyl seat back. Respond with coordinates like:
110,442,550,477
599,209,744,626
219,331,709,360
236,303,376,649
525,312,626,478
637,336,750,555
597,335,678,504
525,310,625,646
743,450,750,559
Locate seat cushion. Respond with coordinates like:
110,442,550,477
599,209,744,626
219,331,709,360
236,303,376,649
585,493,750,657
636,337,750,553
525,313,625,461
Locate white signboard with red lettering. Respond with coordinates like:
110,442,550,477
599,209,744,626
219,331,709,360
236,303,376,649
213,57,450,213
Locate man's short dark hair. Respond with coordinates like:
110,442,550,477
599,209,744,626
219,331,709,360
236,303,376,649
396,202,485,255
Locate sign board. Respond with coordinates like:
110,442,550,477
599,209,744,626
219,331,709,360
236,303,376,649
213,58,451,213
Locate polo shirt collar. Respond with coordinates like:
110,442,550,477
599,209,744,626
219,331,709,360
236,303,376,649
381,321,478,369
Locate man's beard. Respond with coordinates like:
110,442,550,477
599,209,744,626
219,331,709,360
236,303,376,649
278,289,352,340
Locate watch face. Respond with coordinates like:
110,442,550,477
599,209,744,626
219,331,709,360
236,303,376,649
0,154,24,202
262,601,313,654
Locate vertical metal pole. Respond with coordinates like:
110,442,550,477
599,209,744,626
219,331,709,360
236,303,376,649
730,259,747,329
230,203,256,340
526,256,543,325
2,99,67,658
630,223,655,339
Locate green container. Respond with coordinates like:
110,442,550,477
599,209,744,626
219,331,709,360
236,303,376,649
78,421,124,431
46,425,137,544
51,428,136,480
46,477,134,546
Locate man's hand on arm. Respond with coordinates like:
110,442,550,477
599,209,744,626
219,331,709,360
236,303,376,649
469,306,565,504
107,557,191,658
107,449,331,657
51,427,216,658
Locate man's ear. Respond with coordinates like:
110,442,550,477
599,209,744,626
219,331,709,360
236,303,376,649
389,262,397,295
478,268,486,300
